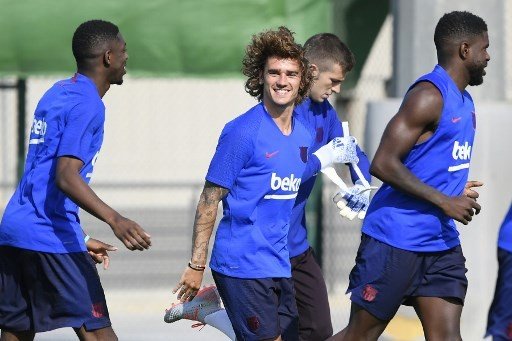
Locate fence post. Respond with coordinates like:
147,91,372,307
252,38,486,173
16,78,26,181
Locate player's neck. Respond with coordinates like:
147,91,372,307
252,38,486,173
263,102,294,135
76,68,110,98
273,115,293,135
438,62,468,93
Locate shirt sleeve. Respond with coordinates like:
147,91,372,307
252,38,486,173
206,120,254,190
302,155,321,182
327,104,343,139
57,102,103,164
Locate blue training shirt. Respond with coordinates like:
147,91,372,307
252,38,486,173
0,73,105,253
362,65,476,252
288,98,371,257
207,102,313,278
498,203,512,252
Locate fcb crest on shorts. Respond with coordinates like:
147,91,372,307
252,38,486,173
247,316,260,332
91,302,107,318
362,284,378,302
300,146,308,163
507,321,512,339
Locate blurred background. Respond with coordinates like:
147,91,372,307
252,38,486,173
1,0,511,340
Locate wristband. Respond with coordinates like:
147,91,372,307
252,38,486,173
84,235,90,243
188,261,206,271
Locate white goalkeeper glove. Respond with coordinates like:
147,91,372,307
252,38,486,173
313,136,359,170
333,180,376,220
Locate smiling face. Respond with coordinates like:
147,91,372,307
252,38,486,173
107,33,128,85
467,31,490,86
309,63,345,103
261,56,302,113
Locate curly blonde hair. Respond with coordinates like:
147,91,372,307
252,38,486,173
242,26,312,105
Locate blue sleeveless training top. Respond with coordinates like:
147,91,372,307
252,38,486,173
362,65,476,252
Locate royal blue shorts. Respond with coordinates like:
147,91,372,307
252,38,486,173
486,247,512,340
212,270,299,341
347,234,468,321
0,246,111,332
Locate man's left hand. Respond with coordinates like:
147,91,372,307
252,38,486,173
86,238,118,270
334,181,377,220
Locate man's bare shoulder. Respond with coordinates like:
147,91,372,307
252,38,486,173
405,81,443,109
399,81,443,124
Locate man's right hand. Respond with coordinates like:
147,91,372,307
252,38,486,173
109,215,151,251
463,180,483,201
440,195,481,225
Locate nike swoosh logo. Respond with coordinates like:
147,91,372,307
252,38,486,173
451,117,462,123
265,151,279,158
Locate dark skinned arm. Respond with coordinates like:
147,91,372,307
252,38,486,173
370,82,480,225
55,156,151,250
173,180,228,302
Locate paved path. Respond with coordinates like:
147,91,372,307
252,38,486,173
37,289,228,340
